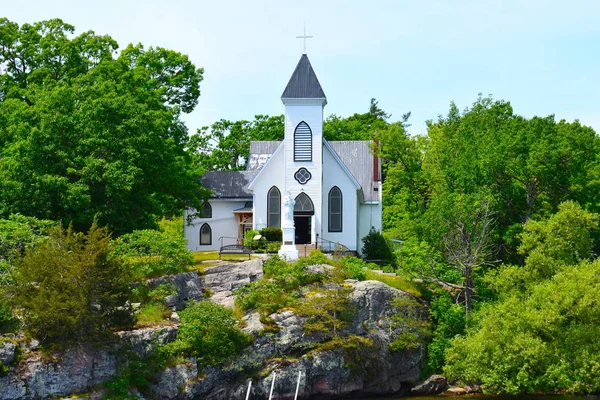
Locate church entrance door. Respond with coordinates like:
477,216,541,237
294,216,311,244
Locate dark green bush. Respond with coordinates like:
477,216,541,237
361,227,395,265
12,223,133,345
260,227,283,242
163,301,251,366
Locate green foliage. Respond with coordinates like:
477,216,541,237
389,296,430,351
112,229,193,280
244,229,266,251
190,115,284,170
235,280,299,315
260,227,282,242
339,256,367,281
104,351,164,399
361,227,395,265
0,214,55,262
324,98,391,141
163,301,251,366
519,201,598,279
0,18,208,234
445,259,600,394
158,216,184,240
11,223,132,345
236,256,328,315
426,293,465,373
135,302,169,326
297,272,354,340
130,283,175,326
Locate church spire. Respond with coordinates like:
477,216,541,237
281,54,327,104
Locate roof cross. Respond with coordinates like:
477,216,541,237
296,24,313,54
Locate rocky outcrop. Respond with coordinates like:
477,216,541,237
147,271,204,310
203,259,263,308
411,374,448,395
148,279,425,399
0,259,426,400
0,341,17,365
0,326,177,400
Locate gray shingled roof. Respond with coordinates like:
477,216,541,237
281,55,327,100
249,141,281,155
202,171,256,198
329,141,379,202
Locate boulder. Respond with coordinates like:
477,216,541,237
203,259,263,308
147,271,204,310
0,341,17,365
411,374,448,395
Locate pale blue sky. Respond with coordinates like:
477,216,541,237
4,0,600,135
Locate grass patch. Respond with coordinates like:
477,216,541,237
365,270,423,297
135,302,170,327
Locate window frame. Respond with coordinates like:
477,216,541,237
200,223,212,245
328,186,343,232
267,186,281,228
201,202,212,218
294,121,312,162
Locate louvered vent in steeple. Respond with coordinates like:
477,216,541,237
294,121,312,161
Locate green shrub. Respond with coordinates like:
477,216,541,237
235,280,299,314
135,302,169,326
131,283,176,304
12,223,133,345
260,227,283,242
361,227,395,265
340,256,367,280
112,229,193,280
244,229,266,251
163,301,251,366
266,242,281,253
295,250,332,268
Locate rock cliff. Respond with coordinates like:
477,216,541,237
0,260,425,399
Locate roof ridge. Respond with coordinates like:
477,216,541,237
281,54,326,100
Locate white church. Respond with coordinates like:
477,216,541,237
184,54,382,256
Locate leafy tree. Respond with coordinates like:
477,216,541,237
164,301,251,366
0,214,55,263
422,96,600,261
112,229,193,280
0,18,209,234
426,293,465,373
323,98,392,141
190,114,284,170
445,258,600,394
11,223,132,344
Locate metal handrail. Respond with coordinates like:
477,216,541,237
219,236,241,248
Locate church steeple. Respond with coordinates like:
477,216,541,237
281,54,327,105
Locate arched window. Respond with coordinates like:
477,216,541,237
328,187,342,232
267,186,281,227
294,121,312,162
294,192,314,216
200,223,212,245
201,202,212,218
